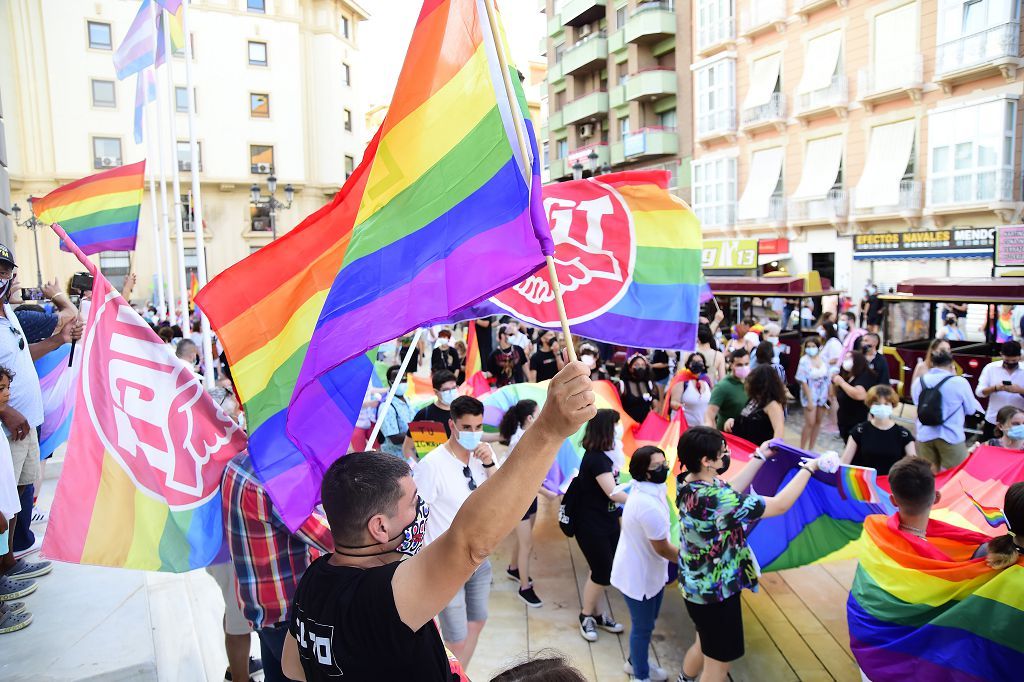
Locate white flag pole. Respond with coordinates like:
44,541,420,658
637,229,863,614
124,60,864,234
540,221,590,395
180,0,216,389
152,44,178,325
161,16,190,331
367,328,423,449
143,97,168,321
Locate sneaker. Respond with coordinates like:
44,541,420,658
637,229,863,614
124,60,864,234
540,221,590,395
578,614,598,642
13,537,42,560
0,576,37,601
596,612,624,633
8,558,53,580
505,566,533,585
224,656,263,681
4,602,27,616
31,509,48,525
624,661,668,681
0,605,33,634
517,586,543,608
675,674,697,682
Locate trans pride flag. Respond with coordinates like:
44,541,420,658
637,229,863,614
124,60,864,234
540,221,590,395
34,344,79,459
197,0,549,530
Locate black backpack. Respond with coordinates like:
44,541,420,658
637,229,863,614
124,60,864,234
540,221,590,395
558,476,580,537
917,375,955,426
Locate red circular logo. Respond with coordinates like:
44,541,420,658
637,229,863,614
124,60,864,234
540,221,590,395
493,178,635,326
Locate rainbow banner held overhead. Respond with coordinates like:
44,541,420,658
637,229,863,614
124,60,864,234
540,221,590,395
33,161,146,255
848,514,1024,681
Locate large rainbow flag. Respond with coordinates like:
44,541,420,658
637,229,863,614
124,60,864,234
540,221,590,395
848,514,1024,680
32,161,146,255
198,0,547,530
42,224,247,571
35,343,79,459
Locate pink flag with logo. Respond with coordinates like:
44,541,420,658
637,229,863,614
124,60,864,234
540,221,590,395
41,223,247,571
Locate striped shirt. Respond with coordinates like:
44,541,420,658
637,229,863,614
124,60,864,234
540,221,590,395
221,452,333,629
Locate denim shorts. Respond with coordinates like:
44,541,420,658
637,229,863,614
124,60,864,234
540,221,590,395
437,560,492,642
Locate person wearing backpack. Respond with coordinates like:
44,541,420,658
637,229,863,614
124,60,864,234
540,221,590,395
911,343,983,471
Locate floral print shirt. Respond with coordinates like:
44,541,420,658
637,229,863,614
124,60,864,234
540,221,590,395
676,478,766,604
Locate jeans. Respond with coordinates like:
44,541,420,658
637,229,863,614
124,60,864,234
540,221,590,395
13,485,35,552
257,622,291,682
624,589,665,679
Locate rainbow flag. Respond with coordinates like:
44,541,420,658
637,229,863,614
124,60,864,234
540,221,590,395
189,272,199,304
33,162,146,255
463,321,491,397
35,343,79,459
996,312,1015,343
838,463,882,504
962,486,1010,529
848,514,1024,680
41,223,247,571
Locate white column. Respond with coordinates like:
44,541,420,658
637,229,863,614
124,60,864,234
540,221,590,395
144,101,168,321
152,54,178,325
161,17,190,330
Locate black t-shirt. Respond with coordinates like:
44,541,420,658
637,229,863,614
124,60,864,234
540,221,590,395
651,350,671,381
866,295,884,322
732,401,775,446
574,450,620,531
431,346,460,373
850,421,914,475
529,349,559,382
414,403,452,437
290,557,456,682
867,354,891,388
837,370,877,429
486,346,527,386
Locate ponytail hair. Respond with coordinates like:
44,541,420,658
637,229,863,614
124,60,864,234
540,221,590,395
986,482,1024,570
498,399,538,445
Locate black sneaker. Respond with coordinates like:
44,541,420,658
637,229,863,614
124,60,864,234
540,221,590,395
579,613,598,642
225,657,263,681
596,612,624,633
518,586,543,608
505,566,520,582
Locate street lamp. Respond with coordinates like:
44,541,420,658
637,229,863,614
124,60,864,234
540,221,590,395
249,172,294,240
9,197,44,289
571,160,584,181
600,163,612,176
588,149,599,174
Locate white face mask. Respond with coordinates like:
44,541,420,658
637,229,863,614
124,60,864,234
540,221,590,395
581,355,597,368
438,338,450,348
439,388,458,405
842,358,854,372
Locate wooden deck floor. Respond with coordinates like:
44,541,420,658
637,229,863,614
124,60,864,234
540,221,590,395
467,496,861,682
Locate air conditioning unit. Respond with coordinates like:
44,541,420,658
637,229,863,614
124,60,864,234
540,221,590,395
101,156,117,167
254,162,272,174
578,123,595,138
179,160,192,171
251,217,272,232
578,24,593,38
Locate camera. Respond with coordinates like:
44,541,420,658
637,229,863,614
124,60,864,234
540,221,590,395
70,272,95,293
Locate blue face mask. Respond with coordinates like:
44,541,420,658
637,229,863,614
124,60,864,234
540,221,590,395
1008,425,1024,440
440,388,459,405
394,382,408,397
457,429,483,450
870,404,894,420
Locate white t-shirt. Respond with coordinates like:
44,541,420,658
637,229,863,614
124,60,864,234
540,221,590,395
0,435,18,518
610,481,670,601
822,336,844,368
0,304,44,428
413,443,494,545
680,380,711,429
975,360,1024,424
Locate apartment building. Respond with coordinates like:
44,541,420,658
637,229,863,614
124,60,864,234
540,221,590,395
0,0,367,297
540,0,693,198
690,0,1024,295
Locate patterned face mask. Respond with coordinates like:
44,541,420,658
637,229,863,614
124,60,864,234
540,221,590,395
336,495,430,558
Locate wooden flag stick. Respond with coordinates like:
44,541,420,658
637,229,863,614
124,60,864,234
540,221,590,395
482,0,576,362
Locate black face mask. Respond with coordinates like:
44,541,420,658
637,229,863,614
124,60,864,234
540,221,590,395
715,453,731,476
631,365,649,379
1005,361,1019,371
647,465,669,484
690,364,706,375
931,350,953,366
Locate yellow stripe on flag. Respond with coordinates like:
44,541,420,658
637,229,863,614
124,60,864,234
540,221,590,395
124,489,170,571
36,189,144,223
632,209,702,250
81,453,137,568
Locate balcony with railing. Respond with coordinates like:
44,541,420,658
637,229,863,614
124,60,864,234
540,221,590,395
548,108,565,132
611,127,678,164
694,203,736,230
549,157,570,180
927,168,1018,220
852,180,922,223
696,14,736,56
935,21,1022,89
624,1,676,44
697,107,737,143
857,54,924,110
789,189,849,225
562,90,610,125
739,0,787,38
741,92,786,132
738,195,786,227
566,142,610,173
796,0,847,20
619,68,677,104
562,0,607,27
795,73,847,121
562,31,609,74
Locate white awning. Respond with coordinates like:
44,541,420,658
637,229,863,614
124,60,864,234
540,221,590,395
854,119,916,209
737,147,784,221
797,30,842,94
741,53,782,111
871,3,917,92
792,135,843,200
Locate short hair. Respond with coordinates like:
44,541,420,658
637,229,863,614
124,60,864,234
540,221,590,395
628,445,665,482
1002,340,1022,357
449,395,484,421
754,340,775,365
678,425,725,474
490,651,587,681
865,384,899,408
158,327,175,343
764,322,781,337
581,408,620,452
386,364,403,384
888,456,936,515
431,370,457,390
175,339,197,359
729,347,749,363
0,365,14,384
863,332,881,346
437,328,452,338
321,451,411,546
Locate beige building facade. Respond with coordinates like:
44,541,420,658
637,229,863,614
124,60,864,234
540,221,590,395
690,0,1024,295
1,0,367,301
540,0,693,197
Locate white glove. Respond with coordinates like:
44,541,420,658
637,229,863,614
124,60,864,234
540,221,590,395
815,450,841,474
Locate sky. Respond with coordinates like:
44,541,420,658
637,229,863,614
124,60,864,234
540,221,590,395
360,0,546,107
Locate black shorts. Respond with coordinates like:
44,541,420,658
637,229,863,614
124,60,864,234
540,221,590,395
522,497,538,521
684,593,745,662
574,524,619,586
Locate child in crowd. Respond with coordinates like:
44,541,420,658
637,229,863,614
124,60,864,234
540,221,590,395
0,366,31,633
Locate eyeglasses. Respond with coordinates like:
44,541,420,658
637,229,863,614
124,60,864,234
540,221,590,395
462,465,477,492
9,327,24,351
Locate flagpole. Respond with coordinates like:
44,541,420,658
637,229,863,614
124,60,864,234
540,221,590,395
481,0,576,362
152,49,178,326
367,328,423,449
143,100,168,321
161,16,190,332
180,0,216,390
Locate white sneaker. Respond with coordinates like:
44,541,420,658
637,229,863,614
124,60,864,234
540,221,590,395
579,615,598,642
13,537,42,560
624,661,668,681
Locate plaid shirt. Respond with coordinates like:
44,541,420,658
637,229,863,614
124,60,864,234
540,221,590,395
222,452,333,629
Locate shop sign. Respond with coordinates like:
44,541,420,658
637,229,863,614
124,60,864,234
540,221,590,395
702,239,758,269
759,238,789,255
995,225,1024,266
853,228,995,254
